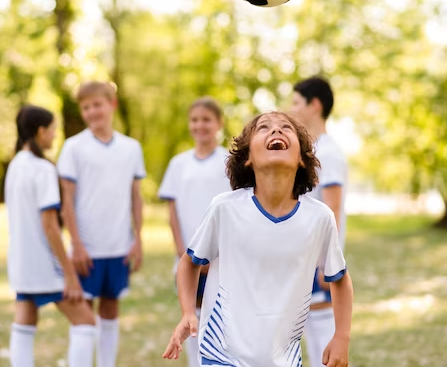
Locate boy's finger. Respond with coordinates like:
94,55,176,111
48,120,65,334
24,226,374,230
322,346,330,365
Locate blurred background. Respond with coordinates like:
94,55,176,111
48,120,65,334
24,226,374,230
0,0,446,366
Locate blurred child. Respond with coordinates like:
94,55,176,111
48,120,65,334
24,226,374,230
158,97,231,367
292,76,348,367
163,111,353,367
58,82,146,367
6,105,95,367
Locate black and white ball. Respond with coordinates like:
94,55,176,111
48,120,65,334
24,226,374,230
245,0,290,7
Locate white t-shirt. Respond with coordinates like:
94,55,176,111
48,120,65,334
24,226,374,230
5,151,64,293
307,133,348,249
57,129,146,258
188,188,346,367
158,147,231,251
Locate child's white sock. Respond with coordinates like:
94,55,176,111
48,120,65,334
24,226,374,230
10,323,36,367
97,318,120,367
68,325,95,367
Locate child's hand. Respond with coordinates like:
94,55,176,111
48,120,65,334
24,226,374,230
322,335,349,367
162,313,199,360
63,274,84,303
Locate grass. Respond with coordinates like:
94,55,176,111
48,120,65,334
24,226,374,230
0,207,446,366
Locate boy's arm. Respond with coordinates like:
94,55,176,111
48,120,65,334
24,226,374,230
126,179,144,272
41,209,83,302
323,271,353,367
167,200,186,258
60,179,92,276
163,253,201,359
322,185,342,230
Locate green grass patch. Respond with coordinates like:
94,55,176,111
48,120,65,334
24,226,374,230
0,210,446,366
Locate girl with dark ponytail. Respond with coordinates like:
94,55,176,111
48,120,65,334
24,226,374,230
5,105,95,367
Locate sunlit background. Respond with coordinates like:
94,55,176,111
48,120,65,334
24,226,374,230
0,0,446,366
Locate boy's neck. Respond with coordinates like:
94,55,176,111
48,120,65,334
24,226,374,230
308,117,327,140
89,126,114,143
195,141,218,160
254,169,297,217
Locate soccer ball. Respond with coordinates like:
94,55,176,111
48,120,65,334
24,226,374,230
245,0,290,7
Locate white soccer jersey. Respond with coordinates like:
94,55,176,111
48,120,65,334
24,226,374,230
5,151,64,293
307,133,348,249
158,147,231,250
187,188,347,367
57,129,146,258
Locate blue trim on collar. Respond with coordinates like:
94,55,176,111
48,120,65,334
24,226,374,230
194,149,217,161
251,196,300,223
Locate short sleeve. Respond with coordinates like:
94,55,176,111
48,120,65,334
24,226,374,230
186,202,219,265
57,142,77,182
36,165,61,211
134,143,146,180
158,158,179,200
318,153,346,188
317,212,346,282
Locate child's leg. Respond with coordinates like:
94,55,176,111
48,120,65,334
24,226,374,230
95,256,129,367
304,308,335,367
97,298,120,367
10,300,38,367
57,299,95,367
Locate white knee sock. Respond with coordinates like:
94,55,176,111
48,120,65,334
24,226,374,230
97,318,120,367
68,325,95,367
10,323,36,367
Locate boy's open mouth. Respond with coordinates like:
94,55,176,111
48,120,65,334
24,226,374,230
267,138,288,150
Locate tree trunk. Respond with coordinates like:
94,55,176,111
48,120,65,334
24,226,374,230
434,197,447,229
54,0,84,138
106,7,131,136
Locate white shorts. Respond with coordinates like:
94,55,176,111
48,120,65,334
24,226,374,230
304,308,335,367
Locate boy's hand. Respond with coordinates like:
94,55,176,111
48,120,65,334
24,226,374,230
63,274,84,303
162,313,198,360
125,239,143,272
317,269,330,291
72,242,93,277
322,335,349,367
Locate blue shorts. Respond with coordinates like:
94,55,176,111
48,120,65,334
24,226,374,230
197,273,207,300
79,256,130,300
16,292,64,308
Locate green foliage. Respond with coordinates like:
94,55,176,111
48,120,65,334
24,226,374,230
0,0,445,207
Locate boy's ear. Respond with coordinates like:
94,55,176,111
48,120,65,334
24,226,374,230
244,157,252,167
298,158,305,168
112,97,119,109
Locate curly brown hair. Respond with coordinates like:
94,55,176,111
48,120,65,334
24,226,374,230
226,112,320,199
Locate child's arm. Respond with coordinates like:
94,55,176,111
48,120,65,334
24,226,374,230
126,179,144,272
41,209,83,302
167,200,186,258
163,253,201,360
323,271,353,367
60,179,93,276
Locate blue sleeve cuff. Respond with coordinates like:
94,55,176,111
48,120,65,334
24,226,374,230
134,175,146,180
40,203,61,212
187,248,210,266
59,175,77,183
321,182,343,188
159,195,175,201
324,268,347,282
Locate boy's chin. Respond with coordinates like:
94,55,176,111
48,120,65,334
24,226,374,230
260,157,299,170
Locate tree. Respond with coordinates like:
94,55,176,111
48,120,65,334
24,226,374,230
52,0,84,138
